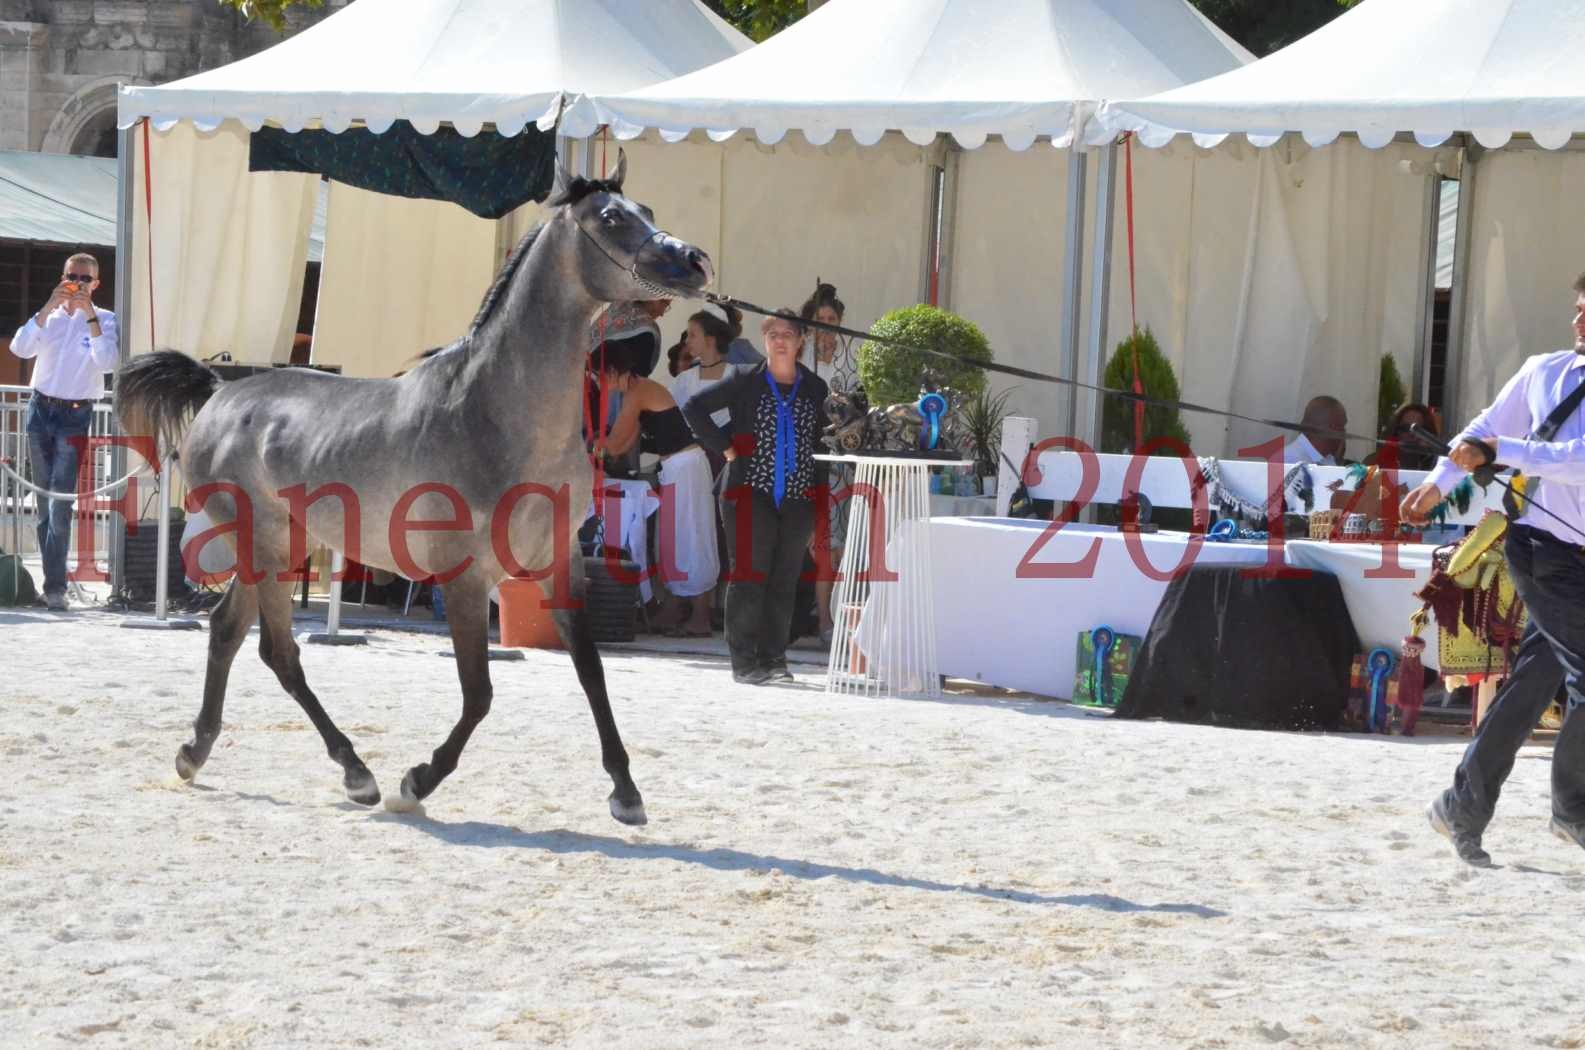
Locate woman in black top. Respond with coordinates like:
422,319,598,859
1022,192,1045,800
594,340,720,636
682,310,830,685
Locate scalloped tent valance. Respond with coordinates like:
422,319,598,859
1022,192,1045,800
565,0,1251,150
1098,0,1585,150
115,0,749,137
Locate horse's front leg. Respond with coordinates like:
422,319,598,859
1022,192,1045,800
552,590,646,826
387,578,493,812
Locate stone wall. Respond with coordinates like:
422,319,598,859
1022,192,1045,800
0,0,346,155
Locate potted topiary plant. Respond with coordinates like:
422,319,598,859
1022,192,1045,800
1378,352,1407,437
1100,328,1193,530
958,386,1016,496
857,304,993,410
1100,327,1191,455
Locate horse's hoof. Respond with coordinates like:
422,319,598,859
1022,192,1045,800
175,744,204,782
382,770,424,814
345,767,381,807
609,793,648,826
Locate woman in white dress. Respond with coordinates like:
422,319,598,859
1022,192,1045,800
594,340,720,637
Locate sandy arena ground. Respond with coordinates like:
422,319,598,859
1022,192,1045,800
1,605,1581,1049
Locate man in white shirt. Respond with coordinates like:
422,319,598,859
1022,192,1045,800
1403,272,1585,867
1284,395,1349,465
8,253,118,610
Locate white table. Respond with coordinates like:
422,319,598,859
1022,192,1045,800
1283,539,1437,663
875,520,1441,699
818,454,972,699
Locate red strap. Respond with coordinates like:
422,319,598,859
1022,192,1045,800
141,119,156,350
1124,134,1144,449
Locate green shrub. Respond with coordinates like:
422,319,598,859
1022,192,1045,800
1100,327,1191,455
857,305,992,409
1378,353,1407,437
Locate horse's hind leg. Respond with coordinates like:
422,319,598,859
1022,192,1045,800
255,576,380,805
176,577,258,781
553,589,646,826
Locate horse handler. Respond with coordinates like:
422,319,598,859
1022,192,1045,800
1402,272,1585,867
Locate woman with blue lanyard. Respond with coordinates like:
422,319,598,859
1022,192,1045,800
683,309,830,685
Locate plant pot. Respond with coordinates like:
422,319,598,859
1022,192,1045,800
980,476,998,499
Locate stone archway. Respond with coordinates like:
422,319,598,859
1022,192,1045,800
42,76,147,157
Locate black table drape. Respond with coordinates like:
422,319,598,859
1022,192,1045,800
1114,565,1360,731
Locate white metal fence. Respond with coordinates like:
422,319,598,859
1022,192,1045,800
0,385,129,569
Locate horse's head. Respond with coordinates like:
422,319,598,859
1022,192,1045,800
554,150,713,303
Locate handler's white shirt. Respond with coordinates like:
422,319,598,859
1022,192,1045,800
9,305,118,400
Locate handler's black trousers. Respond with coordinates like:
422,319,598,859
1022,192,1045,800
1450,524,1585,832
722,489,814,675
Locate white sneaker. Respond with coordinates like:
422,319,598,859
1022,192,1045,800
44,592,67,611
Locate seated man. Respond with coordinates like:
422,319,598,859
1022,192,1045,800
1285,395,1350,465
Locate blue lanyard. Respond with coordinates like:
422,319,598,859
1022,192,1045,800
765,369,802,506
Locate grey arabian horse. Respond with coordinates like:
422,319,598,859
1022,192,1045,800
115,154,711,823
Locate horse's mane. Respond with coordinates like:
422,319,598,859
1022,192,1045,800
465,173,627,339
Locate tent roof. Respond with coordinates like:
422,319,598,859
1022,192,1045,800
0,150,117,246
0,149,328,262
117,0,750,138
1100,0,1585,150
568,0,1252,150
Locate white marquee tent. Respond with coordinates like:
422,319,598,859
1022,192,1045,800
112,0,749,377
571,0,1434,458
1100,0,1585,426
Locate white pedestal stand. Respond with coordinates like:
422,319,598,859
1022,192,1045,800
819,454,969,700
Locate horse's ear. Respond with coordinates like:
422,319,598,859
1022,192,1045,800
611,148,628,192
551,159,573,200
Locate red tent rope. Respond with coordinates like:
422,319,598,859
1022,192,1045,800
141,119,156,350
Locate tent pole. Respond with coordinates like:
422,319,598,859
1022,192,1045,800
110,122,136,600
1412,175,1443,405
1058,148,1087,438
1443,142,1480,426
1081,143,1117,454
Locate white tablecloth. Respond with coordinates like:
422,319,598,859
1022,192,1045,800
924,520,1273,697
894,520,1438,698
1282,539,1437,665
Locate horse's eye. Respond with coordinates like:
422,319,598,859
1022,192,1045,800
600,209,622,227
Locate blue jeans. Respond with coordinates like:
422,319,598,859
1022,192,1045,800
1449,524,1585,831
25,397,93,597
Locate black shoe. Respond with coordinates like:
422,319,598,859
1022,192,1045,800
733,667,773,686
1551,816,1585,852
1428,791,1492,868
761,662,794,683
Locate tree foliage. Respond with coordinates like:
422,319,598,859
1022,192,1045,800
217,0,1358,57
216,0,323,31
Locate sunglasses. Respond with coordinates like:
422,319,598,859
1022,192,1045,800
64,273,94,284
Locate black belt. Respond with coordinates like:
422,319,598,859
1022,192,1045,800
33,392,95,410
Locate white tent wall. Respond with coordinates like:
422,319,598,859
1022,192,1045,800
949,144,1073,441
1088,136,1427,458
131,123,317,362
1459,148,1585,426
716,133,933,351
309,185,497,378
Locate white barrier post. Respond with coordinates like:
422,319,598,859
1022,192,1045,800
122,451,198,631
307,549,367,646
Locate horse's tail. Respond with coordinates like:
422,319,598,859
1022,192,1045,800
114,350,222,455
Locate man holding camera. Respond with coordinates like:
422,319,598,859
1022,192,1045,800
8,253,118,610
